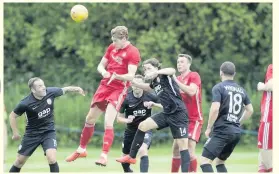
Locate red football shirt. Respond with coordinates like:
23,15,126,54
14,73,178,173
260,64,273,122
101,43,141,88
177,72,203,122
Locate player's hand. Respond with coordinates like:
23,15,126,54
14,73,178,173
107,72,117,85
102,71,111,79
173,74,177,80
257,82,265,91
77,87,85,96
12,133,21,141
145,71,158,80
127,115,135,123
205,128,211,138
144,101,154,109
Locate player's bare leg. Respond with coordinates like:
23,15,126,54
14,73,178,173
176,138,190,172
215,158,227,172
138,143,149,172
95,103,118,166
66,106,103,162
200,156,214,172
116,118,158,164
259,149,272,172
46,149,59,172
9,154,29,172
171,140,181,172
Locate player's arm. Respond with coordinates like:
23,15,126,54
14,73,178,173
97,57,110,78
206,102,220,130
257,78,273,92
157,68,176,76
173,74,198,96
9,111,21,140
62,86,85,96
114,64,138,82
117,113,134,124
144,101,163,109
131,80,153,92
239,104,254,125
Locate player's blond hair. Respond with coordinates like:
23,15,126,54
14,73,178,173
28,77,42,89
111,26,128,39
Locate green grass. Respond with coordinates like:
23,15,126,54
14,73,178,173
4,144,258,172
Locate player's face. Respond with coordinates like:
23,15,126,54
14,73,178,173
32,79,46,97
143,63,158,79
112,36,125,49
177,56,190,73
132,78,144,94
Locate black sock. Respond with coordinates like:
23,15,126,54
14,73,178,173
180,150,190,172
129,129,145,158
121,163,133,172
140,156,149,172
200,164,214,172
9,165,21,172
216,164,227,172
49,162,59,172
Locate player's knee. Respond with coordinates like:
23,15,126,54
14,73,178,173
138,121,148,132
46,156,57,164
138,147,148,157
215,158,225,165
200,156,212,165
176,138,188,151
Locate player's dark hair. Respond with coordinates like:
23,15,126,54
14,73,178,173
28,77,42,89
134,74,144,80
178,54,192,64
142,58,161,69
220,61,235,76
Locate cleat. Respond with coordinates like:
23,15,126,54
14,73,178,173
116,155,136,164
65,151,87,162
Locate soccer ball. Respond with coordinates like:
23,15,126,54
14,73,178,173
70,5,88,22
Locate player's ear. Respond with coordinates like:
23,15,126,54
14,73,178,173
31,87,36,93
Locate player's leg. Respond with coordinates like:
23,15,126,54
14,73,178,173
121,129,135,172
95,87,127,166
42,131,59,172
215,158,226,172
116,113,165,164
258,122,272,172
138,130,152,173
260,149,272,172
171,140,181,172
188,121,202,172
65,106,103,162
169,110,190,173
9,135,40,172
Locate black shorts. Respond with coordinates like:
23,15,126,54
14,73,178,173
18,131,57,156
151,110,188,139
202,132,241,161
122,128,153,154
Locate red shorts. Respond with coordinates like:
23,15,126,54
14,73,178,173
258,122,272,149
188,120,203,142
91,84,128,112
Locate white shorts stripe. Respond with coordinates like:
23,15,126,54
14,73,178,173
263,92,271,122
192,121,199,140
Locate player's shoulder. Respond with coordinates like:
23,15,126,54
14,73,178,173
190,71,201,77
127,43,140,53
212,82,223,91
125,90,134,100
18,94,32,106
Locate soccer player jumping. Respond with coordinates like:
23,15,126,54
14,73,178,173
66,26,141,166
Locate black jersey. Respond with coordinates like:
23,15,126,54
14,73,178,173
120,91,159,130
211,80,251,134
150,75,187,114
13,87,63,136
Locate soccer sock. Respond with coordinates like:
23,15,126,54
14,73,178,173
121,163,133,172
79,122,94,149
180,150,190,172
189,158,197,172
200,164,214,172
140,156,149,173
9,165,21,172
171,157,181,172
49,162,59,172
216,164,227,172
129,129,146,158
258,164,266,172
266,168,273,172
102,128,114,153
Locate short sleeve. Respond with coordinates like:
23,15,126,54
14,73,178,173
128,47,141,66
265,64,273,82
119,99,127,114
13,102,26,116
104,43,114,60
212,85,221,102
47,87,63,98
190,72,201,86
150,93,160,103
243,90,251,105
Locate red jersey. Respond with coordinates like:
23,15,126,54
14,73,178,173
101,43,141,88
260,64,272,123
177,72,203,121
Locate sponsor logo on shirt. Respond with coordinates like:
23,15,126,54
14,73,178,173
38,108,51,119
47,98,52,105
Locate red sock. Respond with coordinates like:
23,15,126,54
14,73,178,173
266,168,272,172
258,164,266,173
189,158,197,172
171,158,181,173
79,123,94,149
102,128,114,153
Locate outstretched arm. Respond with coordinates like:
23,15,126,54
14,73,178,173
257,78,273,92
145,68,176,80
114,64,138,82
173,74,198,96
131,80,153,92
62,86,85,96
